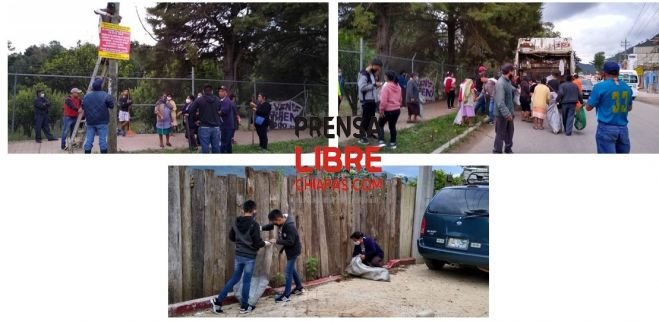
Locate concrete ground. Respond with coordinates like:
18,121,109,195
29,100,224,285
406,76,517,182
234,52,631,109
8,126,307,154
189,264,488,318
448,96,659,154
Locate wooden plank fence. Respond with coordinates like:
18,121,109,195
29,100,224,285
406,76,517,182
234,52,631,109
168,167,417,304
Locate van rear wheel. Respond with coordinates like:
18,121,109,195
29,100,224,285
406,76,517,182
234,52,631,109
425,259,446,270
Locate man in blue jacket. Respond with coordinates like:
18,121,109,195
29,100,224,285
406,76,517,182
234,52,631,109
81,78,114,154
33,90,56,143
218,86,235,154
350,231,385,267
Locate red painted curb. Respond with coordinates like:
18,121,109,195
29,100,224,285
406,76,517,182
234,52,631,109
168,275,341,317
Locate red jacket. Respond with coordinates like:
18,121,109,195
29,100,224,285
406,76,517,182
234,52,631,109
63,96,81,117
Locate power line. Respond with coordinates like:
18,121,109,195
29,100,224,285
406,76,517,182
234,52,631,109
626,3,647,41
135,5,158,42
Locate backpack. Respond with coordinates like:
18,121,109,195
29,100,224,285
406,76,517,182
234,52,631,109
445,78,454,93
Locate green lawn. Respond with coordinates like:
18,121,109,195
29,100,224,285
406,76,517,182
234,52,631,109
129,136,326,154
339,112,472,153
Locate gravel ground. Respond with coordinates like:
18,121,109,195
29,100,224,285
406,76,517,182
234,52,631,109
190,263,488,317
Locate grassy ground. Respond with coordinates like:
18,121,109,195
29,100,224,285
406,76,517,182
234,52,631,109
339,112,471,153
128,136,326,154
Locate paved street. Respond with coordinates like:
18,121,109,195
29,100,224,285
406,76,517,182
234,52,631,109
448,95,659,154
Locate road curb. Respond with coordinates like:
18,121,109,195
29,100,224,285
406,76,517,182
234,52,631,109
168,257,416,317
432,120,484,154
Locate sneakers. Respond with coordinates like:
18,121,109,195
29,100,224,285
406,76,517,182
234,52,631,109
358,138,369,145
275,294,290,303
210,298,223,314
387,142,397,149
292,287,305,295
239,305,255,314
376,140,386,148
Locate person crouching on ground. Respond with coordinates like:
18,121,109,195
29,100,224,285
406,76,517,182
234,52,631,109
262,210,304,303
82,78,114,153
531,78,551,130
376,70,402,149
458,78,477,126
154,94,172,148
210,200,273,315
350,231,385,267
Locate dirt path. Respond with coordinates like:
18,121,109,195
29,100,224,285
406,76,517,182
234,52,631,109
190,264,488,317
7,125,305,154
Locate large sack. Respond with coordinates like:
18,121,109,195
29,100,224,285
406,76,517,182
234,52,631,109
547,94,562,134
453,103,464,125
345,256,390,281
234,244,273,306
575,107,587,130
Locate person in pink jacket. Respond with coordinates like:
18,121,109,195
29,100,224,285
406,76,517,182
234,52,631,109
377,70,402,149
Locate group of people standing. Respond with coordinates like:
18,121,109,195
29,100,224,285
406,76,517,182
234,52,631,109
357,58,425,149
33,81,274,154
209,200,385,314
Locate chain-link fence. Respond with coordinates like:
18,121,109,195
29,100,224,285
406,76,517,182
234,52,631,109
7,73,327,139
339,42,471,116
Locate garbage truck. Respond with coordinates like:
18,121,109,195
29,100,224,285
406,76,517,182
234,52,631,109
514,37,576,81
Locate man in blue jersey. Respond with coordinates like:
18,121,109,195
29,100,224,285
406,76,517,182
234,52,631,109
585,61,633,154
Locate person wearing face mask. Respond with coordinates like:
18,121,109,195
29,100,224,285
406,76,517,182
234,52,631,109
61,88,82,150
179,95,198,151
406,73,421,123
262,210,303,302
154,93,173,148
358,58,384,145
493,63,516,154
33,90,56,143
118,89,132,137
251,93,272,151
350,231,385,267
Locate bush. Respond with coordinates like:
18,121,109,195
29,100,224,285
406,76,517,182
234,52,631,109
269,272,285,288
304,256,319,280
9,83,66,138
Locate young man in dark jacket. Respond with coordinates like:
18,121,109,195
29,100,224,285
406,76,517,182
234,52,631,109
218,86,235,154
262,210,303,302
557,74,584,136
33,90,56,143
350,231,385,267
210,200,272,314
189,85,222,153
81,78,114,154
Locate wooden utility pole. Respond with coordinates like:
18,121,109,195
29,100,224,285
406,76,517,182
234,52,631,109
107,2,120,153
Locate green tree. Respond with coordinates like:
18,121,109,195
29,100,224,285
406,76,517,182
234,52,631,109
591,52,606,72
536,22,561,38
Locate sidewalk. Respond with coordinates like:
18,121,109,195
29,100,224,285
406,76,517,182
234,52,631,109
635,90,659,106
338,100,456,142
8,127,302,154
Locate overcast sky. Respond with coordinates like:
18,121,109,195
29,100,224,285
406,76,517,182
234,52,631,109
542,2,659,61
7,1,157,53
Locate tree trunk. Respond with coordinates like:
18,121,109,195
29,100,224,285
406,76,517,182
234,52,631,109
223,37,239,93
375,5,391,58
447,12,456,67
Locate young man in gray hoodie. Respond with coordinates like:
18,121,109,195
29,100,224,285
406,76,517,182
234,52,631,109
210,200,272,314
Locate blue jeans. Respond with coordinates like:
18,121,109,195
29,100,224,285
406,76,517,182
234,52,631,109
198,127,221,154
596,123,630,154
488,98,495,123
220,127,233,153
216,255,255,308
283,255,303,297
474,93,486,115
61,116,77,148
84,124,108,153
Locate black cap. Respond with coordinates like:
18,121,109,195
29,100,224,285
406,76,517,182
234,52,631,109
501,63,515,74
371,58,383,66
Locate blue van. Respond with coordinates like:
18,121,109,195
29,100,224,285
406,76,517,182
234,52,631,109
417,181,489,271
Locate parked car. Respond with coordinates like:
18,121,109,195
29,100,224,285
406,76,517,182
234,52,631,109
581,78,593,99
417,175,489,271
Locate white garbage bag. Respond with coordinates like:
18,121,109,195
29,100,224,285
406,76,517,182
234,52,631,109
345,256,390,281
546,94,562,134
453,103,464,125
233,244,273,306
